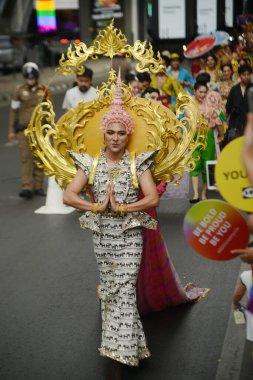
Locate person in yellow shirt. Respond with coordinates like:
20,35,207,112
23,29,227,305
150,65,183,109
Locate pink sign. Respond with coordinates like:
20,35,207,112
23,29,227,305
183,200,249,261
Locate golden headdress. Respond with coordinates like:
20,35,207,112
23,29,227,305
25,20,206,188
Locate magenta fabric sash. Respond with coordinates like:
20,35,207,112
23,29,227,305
137,185,209,315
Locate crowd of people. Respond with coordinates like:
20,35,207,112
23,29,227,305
113,47,253,203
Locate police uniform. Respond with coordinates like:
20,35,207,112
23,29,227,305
8,83,47,192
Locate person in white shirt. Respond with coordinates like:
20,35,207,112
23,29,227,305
62,66,98,110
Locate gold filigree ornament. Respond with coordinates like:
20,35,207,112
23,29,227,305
25,21,207,189
56,19,164,75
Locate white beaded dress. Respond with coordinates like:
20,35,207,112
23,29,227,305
69,148,157,366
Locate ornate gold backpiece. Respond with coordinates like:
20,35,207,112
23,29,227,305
25,20,207,188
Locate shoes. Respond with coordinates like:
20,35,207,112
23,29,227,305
19,189,34,199
34,189,46,196
189,198,200,204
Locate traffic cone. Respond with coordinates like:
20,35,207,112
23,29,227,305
35,176,74,214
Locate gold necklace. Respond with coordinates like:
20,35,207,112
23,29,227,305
108,162,122,181
105,154,123,181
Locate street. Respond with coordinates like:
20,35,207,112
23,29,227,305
0,94,249,380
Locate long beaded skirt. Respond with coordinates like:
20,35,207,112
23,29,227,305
93,213,150,366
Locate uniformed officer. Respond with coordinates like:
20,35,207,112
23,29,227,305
8,62,47,199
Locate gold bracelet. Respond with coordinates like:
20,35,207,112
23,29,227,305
98,203,103,214
117,203,128,216
91,203,97,213
123,204,128,215
91,203,102,214
120,204,125,216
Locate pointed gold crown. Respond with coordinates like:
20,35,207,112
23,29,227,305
101,69,134,134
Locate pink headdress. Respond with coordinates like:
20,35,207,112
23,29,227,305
101,70,134,135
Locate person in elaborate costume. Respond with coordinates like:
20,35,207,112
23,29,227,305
150,67,183,109
63,74,159,366
167,53,195,106
25,21,209,373
190,73,224,202
217,62,235,108
203,53,221,92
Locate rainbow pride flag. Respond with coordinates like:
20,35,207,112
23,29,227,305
36,0,57,33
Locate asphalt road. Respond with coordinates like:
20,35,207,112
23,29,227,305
0,94,249,380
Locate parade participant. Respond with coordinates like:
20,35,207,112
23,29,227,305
223,44,233,60
137,72,151,92
25,20,211,374
167,53,194,105
190,74,224,202
238,56,252,68
150,69,182,109
232,56,252,82
226,64,253,142
191,58,204,78
203,52,221,91
62,66,98,110
124,73,141,97
160,54,170,69
63,74,159,367
112,53,133,81
217,62,235,107
8,62,47,199
141,87,160,102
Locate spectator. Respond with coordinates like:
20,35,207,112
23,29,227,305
62,66,98,110
8,62,47,199
226,64,253,142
